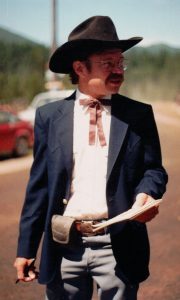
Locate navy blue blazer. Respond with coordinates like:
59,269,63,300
17,93,168,284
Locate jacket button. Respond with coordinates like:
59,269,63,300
108,197,113,202
63,198,68,205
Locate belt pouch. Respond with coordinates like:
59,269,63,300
51,215,75,244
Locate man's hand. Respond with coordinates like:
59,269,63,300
132,193,159,223
14,257,37,283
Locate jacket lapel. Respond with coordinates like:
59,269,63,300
106,96,129,182
52,96,75,176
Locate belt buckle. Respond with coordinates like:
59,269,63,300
80,221,96,237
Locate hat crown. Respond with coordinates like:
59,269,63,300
49,15,143,74
68,16,119,42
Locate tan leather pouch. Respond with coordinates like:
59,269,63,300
51,215,75,244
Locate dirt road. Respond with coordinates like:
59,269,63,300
0,102,179,300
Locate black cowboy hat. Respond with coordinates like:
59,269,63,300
49,15,143,74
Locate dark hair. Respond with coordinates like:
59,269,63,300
69,69,79,85
69,59,92,84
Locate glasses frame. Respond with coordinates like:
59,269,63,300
86,58,128,72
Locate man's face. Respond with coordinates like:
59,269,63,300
80,50,125,97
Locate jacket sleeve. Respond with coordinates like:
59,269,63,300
17,108,48,258
134,105,168,199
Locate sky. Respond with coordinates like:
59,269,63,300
0,0,180,48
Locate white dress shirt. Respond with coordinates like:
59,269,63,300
63,89,111,219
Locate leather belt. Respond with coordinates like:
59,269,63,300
75,219,108,237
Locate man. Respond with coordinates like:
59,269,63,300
14,16,168,300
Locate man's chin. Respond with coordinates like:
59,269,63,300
108,86,121,94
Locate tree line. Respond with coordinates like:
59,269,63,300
0,41,49,105
123,48,180,102
0,41,179,105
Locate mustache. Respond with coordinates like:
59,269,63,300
107,74,124,81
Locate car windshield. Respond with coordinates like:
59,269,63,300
0,111,18,124
31,97,62,109
30,90,74,109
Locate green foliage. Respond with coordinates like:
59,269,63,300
122,48,180,101
0,35,179,104
0,41,49,104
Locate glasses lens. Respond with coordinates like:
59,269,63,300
103,60,128,71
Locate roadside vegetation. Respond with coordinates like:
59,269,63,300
0,27,180,105
123,47,180,102
0,41,49,105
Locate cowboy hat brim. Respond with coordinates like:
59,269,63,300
49,37,142,74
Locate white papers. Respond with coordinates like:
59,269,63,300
92,199,162,232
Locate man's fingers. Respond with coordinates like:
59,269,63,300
17,267,25,280
133,193,154,208
28,270,36,279
133,193,148,208
14,258,27,280
22,270,36,282
135,206,159,223
14,257,36,282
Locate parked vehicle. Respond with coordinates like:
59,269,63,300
18,89,74,125
0,109,33,157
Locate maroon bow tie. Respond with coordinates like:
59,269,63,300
79,98,111,147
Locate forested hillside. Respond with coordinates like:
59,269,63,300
0,28,49,104
122,45,180,101
0,27,179,104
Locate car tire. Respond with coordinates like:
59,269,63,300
14,137,29,157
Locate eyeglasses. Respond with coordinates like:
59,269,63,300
87,59,128,72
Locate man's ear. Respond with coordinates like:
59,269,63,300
72,61,87,79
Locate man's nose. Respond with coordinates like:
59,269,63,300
111,65,124,73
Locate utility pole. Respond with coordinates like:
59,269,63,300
51,0,57,55
45,0,64,90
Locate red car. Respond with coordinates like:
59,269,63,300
0,109,34,157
